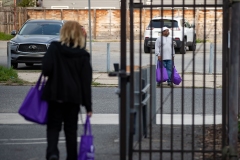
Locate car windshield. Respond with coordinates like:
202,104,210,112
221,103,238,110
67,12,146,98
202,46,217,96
149,19,179,28
19,23,62,35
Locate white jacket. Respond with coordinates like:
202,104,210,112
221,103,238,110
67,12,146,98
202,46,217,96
155,36,175,60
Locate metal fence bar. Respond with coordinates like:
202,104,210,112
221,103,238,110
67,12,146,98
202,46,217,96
222,0,230,158
229,1,240,159
119,0,127,159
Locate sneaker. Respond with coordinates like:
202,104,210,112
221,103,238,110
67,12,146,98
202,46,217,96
168,82,173,87
49,155,58,160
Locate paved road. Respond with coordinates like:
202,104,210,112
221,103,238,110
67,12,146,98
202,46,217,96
0,41,223,73
0,86,222,159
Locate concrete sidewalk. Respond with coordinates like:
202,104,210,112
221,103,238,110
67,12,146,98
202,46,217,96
17,71,222,88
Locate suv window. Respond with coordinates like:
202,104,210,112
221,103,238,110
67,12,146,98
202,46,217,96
148,19,179,28
19,23,62,35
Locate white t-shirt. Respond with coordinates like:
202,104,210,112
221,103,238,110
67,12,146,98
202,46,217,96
155,36,175,60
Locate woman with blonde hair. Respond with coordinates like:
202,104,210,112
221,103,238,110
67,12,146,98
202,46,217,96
41,20,92,160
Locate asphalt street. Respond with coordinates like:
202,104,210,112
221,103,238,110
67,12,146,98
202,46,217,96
0,40,223,159
0,86,222,160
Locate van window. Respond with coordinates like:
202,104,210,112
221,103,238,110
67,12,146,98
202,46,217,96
148,19,179,28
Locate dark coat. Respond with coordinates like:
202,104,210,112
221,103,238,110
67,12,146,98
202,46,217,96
41,41,92,112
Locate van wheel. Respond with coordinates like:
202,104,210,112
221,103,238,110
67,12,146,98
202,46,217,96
189,36,196,51
144,45,150,53
180,39,187,54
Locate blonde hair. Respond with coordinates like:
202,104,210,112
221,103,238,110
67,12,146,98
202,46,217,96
60,21,85,48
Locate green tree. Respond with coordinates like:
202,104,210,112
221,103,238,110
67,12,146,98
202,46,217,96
18,0,35,7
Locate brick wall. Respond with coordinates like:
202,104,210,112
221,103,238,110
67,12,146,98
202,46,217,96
0,8,222,42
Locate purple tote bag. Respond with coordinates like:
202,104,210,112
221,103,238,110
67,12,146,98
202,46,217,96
18,73,48,125
172,66,182,85
78,115,94,160
156,61,168,83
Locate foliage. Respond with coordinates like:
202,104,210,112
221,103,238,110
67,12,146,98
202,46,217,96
196,39,205,43
17,0,35,7
0,66,18,81
0,32,14,40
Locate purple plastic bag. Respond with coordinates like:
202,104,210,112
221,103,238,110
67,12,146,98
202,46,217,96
78,115,94,160
156,61,168,83
18,73,48,125
172,66,182,85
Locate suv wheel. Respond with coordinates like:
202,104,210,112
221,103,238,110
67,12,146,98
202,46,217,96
144,45,150,53
11,62,18,69
25,63,34,67
180,39,187,54
189,36,196,51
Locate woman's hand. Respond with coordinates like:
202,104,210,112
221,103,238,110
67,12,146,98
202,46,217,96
158,56,162,61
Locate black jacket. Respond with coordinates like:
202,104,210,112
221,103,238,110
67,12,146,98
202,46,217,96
41,41,92,112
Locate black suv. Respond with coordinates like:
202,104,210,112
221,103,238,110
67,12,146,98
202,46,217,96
9,19,65,68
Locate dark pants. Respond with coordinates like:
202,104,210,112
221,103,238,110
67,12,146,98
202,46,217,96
46,101,80,160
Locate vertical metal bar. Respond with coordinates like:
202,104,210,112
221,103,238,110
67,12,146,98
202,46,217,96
139,0,143,159
107,43,110,72
160,2,164,159
192,0,196,159
88,0,92,64
209,43,213,74
171,1,174,160
149,1,153,160
229,1,240,159
202,1,207,159
213,1,217,159
181,3,185,160
120,0,127,159
128,0,135,159
7,42,11,69
222,0,229,155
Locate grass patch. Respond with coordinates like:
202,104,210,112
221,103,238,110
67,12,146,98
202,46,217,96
92,81,101,86
0,66,24,84
0,32,14,41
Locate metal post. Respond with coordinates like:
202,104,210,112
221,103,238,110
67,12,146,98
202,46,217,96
209,43,213,74
107,43,110,72
88,0,92,65
7,42,11,69
229,1,240,159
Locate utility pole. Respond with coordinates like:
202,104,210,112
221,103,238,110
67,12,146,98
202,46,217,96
229,0,240,159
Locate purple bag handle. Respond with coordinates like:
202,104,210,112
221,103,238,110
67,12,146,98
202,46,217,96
84,115,92,135
36,73,46,91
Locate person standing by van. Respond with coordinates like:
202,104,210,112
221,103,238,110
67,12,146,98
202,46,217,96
155,27,175,86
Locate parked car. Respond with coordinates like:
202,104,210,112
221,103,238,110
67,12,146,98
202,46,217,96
9,19,87,69
143,16,196,54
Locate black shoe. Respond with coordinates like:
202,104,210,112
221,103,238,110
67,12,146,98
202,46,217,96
49,155,58,160
157,82,161,86
168,82,173,87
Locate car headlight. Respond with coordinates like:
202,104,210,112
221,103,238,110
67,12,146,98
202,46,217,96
9,40,18,46
46,43,51,49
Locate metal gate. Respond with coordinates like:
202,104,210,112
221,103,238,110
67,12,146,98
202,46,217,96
115,0,240,159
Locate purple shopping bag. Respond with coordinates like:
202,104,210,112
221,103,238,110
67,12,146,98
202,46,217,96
78,115,94,160
156,61,168,83
18,73,48,125
172,66,182,85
